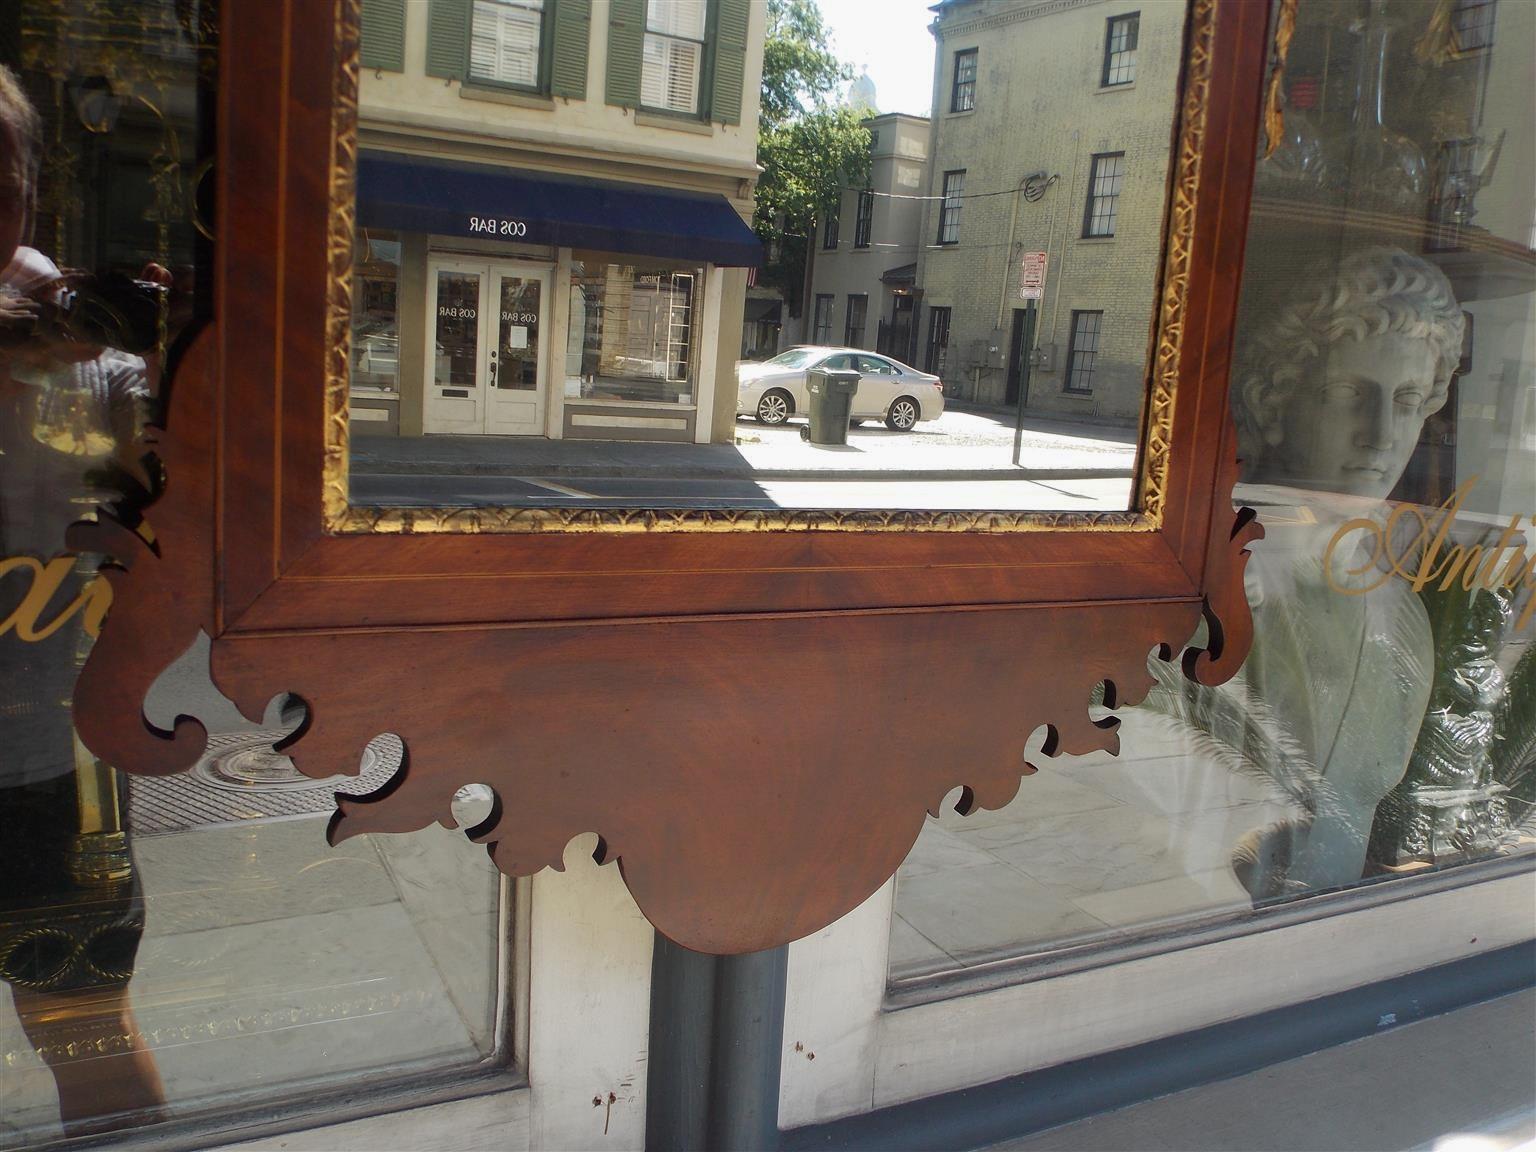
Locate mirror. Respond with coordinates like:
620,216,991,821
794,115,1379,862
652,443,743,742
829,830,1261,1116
338,0,1196,522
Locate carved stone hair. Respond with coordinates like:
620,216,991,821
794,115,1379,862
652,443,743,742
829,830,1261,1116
1234,245,1465,466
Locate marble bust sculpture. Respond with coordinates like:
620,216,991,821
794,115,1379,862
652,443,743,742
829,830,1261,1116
1223,246,1465,897
1234,246,1462,501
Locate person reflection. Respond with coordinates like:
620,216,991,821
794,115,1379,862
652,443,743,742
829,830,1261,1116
0,65,167,1134
1224,245,1465,897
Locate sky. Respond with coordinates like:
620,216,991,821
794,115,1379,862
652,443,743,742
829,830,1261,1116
814,0,938,118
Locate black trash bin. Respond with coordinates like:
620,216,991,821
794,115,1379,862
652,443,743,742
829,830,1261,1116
801,367,861,445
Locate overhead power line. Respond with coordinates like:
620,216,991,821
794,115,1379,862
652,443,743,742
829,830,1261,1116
832,173,1060,204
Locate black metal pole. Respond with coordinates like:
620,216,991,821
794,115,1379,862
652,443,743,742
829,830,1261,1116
1012,299,1036,468
646,933,789,1152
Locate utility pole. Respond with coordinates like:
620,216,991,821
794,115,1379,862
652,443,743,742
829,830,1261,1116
1013,250,1048,468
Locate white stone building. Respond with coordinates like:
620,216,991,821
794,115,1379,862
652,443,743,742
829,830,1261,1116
348,0,765,445
807,112,931,366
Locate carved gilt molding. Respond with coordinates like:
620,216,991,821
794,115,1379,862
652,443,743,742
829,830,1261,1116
321,0,360,530
1140,0,1214,529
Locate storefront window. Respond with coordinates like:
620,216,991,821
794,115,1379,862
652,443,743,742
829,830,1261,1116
890,0,1534,982
567,261,700,406
352,228,400,393
1,6,503,1143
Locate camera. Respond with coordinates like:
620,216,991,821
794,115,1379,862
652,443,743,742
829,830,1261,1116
55,271,168,354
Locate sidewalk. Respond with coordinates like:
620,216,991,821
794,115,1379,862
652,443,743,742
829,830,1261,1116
988,989,1536,1152
351,410,1138,483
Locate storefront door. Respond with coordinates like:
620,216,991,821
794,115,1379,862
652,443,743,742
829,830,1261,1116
424,259,549,436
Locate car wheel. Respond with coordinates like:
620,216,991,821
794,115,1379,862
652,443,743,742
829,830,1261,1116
756,389,792,425
885,396,920,431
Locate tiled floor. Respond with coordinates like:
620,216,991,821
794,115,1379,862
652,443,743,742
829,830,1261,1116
890,711,1304,978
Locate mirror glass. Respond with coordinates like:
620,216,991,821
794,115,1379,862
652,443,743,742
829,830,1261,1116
341,0,1194,518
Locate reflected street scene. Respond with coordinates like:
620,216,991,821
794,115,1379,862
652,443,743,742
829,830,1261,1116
343,0,1190,513
350,403,1137,512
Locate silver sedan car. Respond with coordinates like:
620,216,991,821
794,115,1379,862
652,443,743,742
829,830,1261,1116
736,347,945,431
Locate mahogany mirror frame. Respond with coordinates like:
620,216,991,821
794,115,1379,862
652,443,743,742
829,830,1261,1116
74,0,1273,955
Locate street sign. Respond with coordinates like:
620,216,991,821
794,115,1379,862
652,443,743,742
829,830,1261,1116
1019,250,1048,300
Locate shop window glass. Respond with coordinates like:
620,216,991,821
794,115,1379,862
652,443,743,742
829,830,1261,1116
890,0,1535,983
0,6,504,1143
351,228,400,393
469,0,546,90
568,261,700,405
642,0,707,116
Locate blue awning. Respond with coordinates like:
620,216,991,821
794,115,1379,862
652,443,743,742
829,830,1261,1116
357,151,763,268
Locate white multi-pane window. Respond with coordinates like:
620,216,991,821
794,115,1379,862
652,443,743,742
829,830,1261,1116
469,0,545,89
1083,152,1125,237
642,0,708,115
1451,0,1496,52
1102,12,1138,86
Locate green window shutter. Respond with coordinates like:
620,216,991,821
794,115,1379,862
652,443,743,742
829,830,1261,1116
709,0,748,125
549,0,590,100
360,0,407,71
426,0,470,81
605,0,644,108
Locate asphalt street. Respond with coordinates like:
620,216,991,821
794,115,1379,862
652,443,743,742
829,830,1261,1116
349,406,1138,510
350,471,1135,511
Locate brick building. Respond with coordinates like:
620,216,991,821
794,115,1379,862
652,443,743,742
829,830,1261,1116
915,0,1184,423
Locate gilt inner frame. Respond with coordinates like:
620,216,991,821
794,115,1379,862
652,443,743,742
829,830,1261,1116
319,0,1216,536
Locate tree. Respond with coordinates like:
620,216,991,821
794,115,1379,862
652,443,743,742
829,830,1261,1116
752,0,871,310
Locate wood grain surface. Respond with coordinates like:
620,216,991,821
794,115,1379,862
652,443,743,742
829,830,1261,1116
212,600,1210,952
